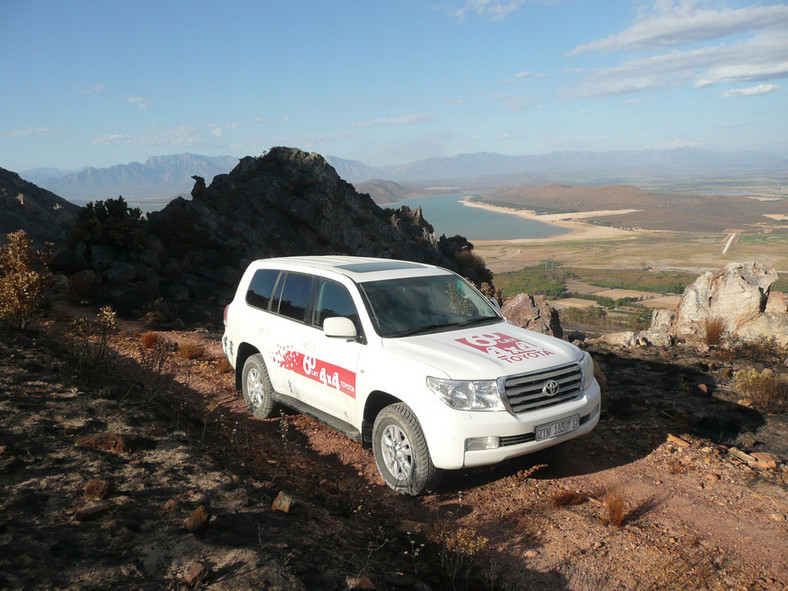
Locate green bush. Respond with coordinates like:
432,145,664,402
0,231,51,330
68,196,146,251
495,264,566,299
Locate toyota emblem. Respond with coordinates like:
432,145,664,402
542,379,560,397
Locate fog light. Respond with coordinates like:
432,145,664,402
465,436,500,451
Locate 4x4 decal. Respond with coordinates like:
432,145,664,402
455,332,556,364
273,345,356,397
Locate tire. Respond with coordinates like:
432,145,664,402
241,354,276,418
372,403,442,496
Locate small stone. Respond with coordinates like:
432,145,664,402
74,501,113,522
739,436,758,448
695,384,710,396
272,491,296,514
704,473,721,482
667,434,691,448
163,499,178,512
184,505,210,532
728,447,755,464
524,549,538,558
184,561,207,587
83,479,111,500
346,576,376,590
751,452,778,470
769,513,785,523
0,445,8,455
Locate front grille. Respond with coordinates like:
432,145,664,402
502,363,583,414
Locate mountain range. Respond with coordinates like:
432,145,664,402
19,148,787,205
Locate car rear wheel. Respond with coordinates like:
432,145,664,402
372,403,442,496
241,354,276,418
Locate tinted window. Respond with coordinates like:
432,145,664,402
276,273,316,322
246,269,280,310
314,280,359,330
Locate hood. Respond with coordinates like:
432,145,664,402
382,323,581,379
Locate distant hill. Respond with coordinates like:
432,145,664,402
28,154,239,202
353,179,423,205
0,167,81,243
328,148,787,185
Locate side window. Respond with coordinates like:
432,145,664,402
314,280,360,331
245,269,280,310
276,273,316,322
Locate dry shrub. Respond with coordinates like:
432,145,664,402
178,341,205,360
217,357,232,374
552,490,587,507
733,368,788,413
141,331,158,349
703,316,726,346
0,230,51,330
604,487,627,528
730,336,787,364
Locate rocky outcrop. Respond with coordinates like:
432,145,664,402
672,262,788,346
501,293,563,338
0,167,80,244
58,147,493,321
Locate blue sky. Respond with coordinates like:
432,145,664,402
2,0,787,171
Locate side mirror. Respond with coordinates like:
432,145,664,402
323,317,358,339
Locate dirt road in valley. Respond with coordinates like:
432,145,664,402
2,321,787,590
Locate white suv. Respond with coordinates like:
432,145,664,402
222,256,600,495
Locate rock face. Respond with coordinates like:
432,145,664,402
673,262,788,346
501,293,563,338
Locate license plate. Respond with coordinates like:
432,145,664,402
535,415,580,441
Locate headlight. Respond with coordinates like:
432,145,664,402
579,351,595,389
426,377,505,411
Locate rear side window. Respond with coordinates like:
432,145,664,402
276,273,316,322
246,269,280,310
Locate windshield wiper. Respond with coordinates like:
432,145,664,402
390,316,501,338
389,322,458,338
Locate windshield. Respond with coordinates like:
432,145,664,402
358,274,501,337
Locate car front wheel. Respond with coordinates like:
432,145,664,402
241,354,276,418
372,403,442,496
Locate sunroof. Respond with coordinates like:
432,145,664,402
336,261,425,273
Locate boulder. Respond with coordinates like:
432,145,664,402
501,293,563,338
673,262,788,346
589,331,637,347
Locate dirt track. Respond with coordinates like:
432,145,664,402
1,319,787,590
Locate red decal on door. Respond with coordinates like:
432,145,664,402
455,332,556,364
273,346,356,397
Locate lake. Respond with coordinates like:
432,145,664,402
389,193,568,241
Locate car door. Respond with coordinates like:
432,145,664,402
265,271,316,400
297,278,363,424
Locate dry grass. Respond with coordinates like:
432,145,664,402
140,331,158,349
703,316,726,346
178,341,205,360
552,490,587,507
604,487,627,528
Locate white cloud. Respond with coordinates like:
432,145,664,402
82,84,103,94
93,134,133,145
492,93,536,111
570,2,788,54
3,127,65,137
454,0,528,20
351,113,433,127
721,83,780,97
515,70,548,78
209,122,239,137
127,97,152,109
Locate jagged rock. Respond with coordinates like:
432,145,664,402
74,501,113,522
673,262,788,346
650,309,674,333
637,329,672,347
272,491,296,514
83,479,111,500
501,293,563,338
